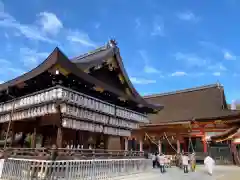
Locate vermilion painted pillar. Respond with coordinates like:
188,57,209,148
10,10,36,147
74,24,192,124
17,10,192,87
203,140,207,153
202,134,207,153
200,127,208,153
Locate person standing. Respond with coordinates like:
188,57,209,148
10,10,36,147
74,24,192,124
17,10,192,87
190,153,196,172
182,153,189,173
204,155,215,176
158,153,166,173
152,153,157,168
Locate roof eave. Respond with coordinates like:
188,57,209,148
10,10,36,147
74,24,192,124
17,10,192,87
141,120,191,127
114,47,161,112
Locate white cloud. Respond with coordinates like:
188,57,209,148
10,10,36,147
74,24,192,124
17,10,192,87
0,66,25,77
171,71,187,77
67,30,97,48
144,65,160,74
20,47,49,68
151,17,164,36
175,52,208,67
223,51,236,60
0,5,56,43
0,58,25,76
208,63,227,71
177,11,199,22
38,12,63,35
0,1,97,51
213,72,221,76
139,50,162,75
199,41,237,61
130,77,156,84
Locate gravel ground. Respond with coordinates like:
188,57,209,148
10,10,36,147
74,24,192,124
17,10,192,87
116,165,240,180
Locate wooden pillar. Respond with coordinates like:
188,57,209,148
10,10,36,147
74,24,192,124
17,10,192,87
56,127,63,148
124,137,128,151
31,127,37,148
139,139,143,151
177,139,181,153
10,123,15,147
158,140,162,154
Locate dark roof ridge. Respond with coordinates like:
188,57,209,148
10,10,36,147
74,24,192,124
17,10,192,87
71,39,117,62
144,83,223,99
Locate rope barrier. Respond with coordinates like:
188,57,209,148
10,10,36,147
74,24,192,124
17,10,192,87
163,132,178,153
145,132,178,153
188,136,195,153
144,133,159,147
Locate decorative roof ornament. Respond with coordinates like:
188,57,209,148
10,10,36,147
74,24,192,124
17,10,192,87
216,81,222,89
107,39,117,47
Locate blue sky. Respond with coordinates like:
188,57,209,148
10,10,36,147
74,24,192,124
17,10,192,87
0,0,239,102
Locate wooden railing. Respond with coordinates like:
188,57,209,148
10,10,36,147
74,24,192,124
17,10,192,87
0,148,144,160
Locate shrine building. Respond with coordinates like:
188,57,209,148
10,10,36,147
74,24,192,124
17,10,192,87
131,84,240,158
0,40,162,150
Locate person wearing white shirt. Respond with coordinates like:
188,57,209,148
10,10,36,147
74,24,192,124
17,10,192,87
158,153,166,173
182,153,189,173
204,155,215,176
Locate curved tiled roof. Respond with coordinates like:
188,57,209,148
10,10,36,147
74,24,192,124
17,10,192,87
0,46,162,112
72,40,163,111
144,84,240,123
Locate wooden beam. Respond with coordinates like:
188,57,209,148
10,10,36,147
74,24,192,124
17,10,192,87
56,127,63,148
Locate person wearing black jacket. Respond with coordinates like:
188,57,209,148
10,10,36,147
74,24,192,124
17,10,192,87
152,153,157,168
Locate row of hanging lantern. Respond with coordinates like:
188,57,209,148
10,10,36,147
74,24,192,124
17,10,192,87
103,126,131,136
0,88,63,113
60,104,139,129
0,85,147,123
0,104,57,123
62,117,131,136
62,118,104,133
62,88,115,115
116,107,148,122
62,88,147,122
109,117,139,129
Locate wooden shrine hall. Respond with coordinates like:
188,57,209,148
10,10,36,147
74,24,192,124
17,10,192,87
131,84,240,157
0,40,163,151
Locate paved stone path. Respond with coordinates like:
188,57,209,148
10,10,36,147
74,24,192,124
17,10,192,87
115,165,240,180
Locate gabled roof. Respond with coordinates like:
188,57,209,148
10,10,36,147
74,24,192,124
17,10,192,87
0,47,162,112
72,40,144,99
144,83,240,123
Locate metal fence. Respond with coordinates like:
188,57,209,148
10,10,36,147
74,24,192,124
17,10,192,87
0,158,151,180
209,146,233,165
